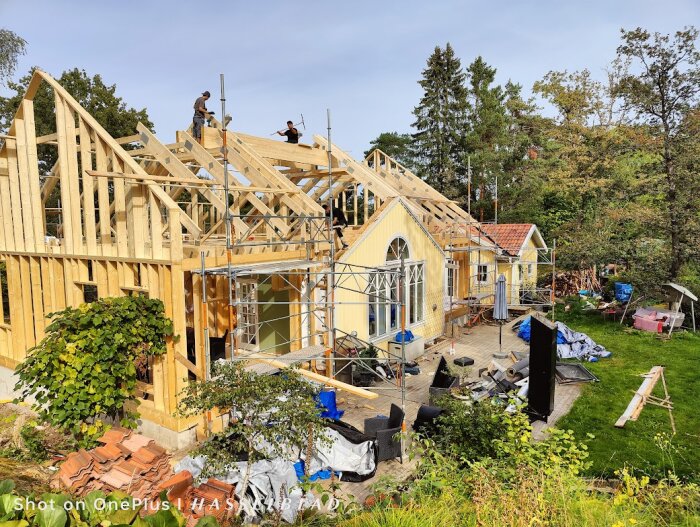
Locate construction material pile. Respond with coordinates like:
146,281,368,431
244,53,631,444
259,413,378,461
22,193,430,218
159,470,239,527
515,317,612,361
548,269,600,298
54,427,172,499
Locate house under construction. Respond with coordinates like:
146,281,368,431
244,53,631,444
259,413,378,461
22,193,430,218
0,71,551,447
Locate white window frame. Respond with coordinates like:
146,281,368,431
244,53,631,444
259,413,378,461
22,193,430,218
368,237,425,341
476,264,490,284
236,278,259,351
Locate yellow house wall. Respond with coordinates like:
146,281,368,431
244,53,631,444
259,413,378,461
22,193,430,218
335,201,445,352
521,238,539,286
464,249,498,300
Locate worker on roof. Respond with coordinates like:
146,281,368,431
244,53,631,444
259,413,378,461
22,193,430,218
192,91,213,142
276,120,300,144
323,203,349,250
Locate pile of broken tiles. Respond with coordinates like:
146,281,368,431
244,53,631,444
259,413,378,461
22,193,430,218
158,470,239,527
54,427,173,499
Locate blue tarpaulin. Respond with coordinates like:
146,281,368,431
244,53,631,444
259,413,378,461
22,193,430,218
293,460,334,481
516,316,611,361
394,330,415,343
614,282,633,303
316,389,344,420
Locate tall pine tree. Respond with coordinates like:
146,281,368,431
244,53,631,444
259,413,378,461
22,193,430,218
465,56,509,221
411,43,468,202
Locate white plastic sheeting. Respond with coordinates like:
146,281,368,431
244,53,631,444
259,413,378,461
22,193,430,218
303,427,376,476
555,322,612,360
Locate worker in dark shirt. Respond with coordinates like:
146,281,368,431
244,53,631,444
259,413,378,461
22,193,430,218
322,203,349,249
276,120,300,144
192,91,213,142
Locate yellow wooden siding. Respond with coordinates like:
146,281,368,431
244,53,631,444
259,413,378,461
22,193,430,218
521,238,539,286
335,201,445,351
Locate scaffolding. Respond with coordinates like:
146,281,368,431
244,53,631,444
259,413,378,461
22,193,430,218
443,217,557,329
188,79,409,445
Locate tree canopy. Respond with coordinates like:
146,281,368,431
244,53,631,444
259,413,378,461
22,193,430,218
0,29,26,86
366,26,700,298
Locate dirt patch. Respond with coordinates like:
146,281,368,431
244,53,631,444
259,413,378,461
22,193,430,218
0,457,53,495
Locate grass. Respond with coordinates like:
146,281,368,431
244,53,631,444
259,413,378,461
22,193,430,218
555,304,700,479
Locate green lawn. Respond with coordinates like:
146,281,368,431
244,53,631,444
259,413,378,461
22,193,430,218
555,306,700,480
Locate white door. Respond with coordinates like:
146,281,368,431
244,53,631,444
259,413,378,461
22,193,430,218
237,279,259,351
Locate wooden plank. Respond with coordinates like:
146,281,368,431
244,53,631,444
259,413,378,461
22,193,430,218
51,258,66,311
95,260,109,299
181,249,306,271
127,171,147,259
13,112,37,251
0,168,12,250
21,100,45,251
6,258,25,362
29,257,45,340
147,264,166,411
242,353,378,399
94,139,112,246
313,135,397,200
88,170,218,186
54,92,74,252
79,118,97,253
234,132,330,166
615,366,664,428
174,351,200,377
149,191,163,259
111,153,129,257
162,264,177,414
63,100,84,253
18,256,35,353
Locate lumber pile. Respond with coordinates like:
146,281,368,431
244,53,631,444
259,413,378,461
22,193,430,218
548,269,601,298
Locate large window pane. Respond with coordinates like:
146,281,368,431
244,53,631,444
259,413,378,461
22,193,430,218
417,264,424,321
368,273,377,337
389,274,398,331
377,274,386,335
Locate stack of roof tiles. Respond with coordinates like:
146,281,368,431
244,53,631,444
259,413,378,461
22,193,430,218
55,427,173,499
158,470,239,527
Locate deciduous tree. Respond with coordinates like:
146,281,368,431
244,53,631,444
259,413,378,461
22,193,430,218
0,29,26,86
615,27,700,278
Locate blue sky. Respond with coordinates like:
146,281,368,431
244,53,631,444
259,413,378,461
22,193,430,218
2,0,697,156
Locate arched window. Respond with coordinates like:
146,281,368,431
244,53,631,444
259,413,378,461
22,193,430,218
386,237,410,262
368,237,424,339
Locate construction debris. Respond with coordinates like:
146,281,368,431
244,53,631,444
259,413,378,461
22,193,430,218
548,269,601,298
555,363,599,384
615,366,674,433
159,471,239,527
54,427,172,498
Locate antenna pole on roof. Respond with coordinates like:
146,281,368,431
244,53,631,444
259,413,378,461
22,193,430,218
467,156,471,217
494,173,498,224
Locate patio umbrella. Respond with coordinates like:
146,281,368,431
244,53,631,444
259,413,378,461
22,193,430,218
494,274,509,357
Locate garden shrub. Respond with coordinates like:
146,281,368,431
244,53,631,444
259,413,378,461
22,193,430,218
14,296,174,447
429,396,510,463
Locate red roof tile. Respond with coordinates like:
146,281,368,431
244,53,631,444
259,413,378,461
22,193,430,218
480,223,535,256
159,470,194,490
98,427,133,445
121,434,154,453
